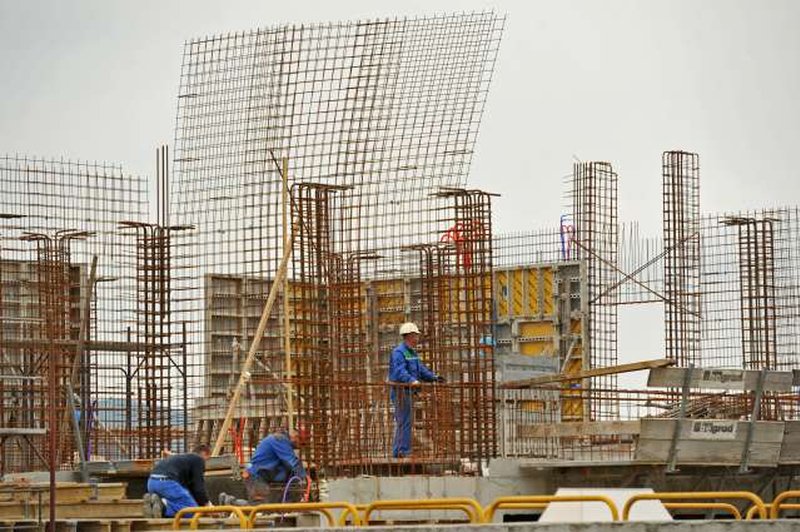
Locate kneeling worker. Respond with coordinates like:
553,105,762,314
220,428,309,505
143,444,211,518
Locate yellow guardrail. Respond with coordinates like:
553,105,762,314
341,504,368,525
169,490,776,528
363,498,484,524
770,490,800,518
484,495,619,522
623,492,767,521
172,506,252,530
663,502,741,519
248,501,362,527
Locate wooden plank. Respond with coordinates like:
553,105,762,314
0,483,126,505
0,500,143,520
778,420,800,464
0,428,46,435
636,439,782,467
636,419,784,467
638,418,784,443
87,455,236,477
648,367,793,392
0,519,213,532
517,420,641,438
501,358,674,389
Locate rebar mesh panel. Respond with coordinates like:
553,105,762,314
170,13,504,467
0,156,147,470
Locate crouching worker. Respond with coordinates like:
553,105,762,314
220,428,309,506
143,444,211,518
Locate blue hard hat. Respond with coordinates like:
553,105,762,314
479,335,495,347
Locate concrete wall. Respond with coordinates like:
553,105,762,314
324,458,553,521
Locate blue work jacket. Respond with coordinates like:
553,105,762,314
388,343,437,400
247,432,306,482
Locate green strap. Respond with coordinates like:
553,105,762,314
402,346,419,361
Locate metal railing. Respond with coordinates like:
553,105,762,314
363,498,484,524
168,489,785,528
484,495,619,522
663,502,741,519
623,491,767,521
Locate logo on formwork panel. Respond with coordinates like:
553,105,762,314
690,420,738,440
699,369,745,387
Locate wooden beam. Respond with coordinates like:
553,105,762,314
0,428,46,435
211,231,295,456
501,358,674,389
648,367,793,392
517,420,641,438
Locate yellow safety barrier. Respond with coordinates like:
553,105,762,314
363,498,484,524
770,490,800,518
623,492,767,521
340,504,368,525
248,501,362,527
172,506,252,530
663,502,741,520
484,495,619,522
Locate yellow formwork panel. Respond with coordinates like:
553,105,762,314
495,270,509,320
524,268,538,315
542,268,555,316
518,321,554,357
518,340,550,357
521,400,544,413
510,269,525,316
518,321,554,338
373,279,406,329
561,394,584,421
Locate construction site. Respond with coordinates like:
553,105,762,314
2,8,800,531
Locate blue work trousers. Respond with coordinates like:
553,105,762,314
392,389,414,457
146,477,198,518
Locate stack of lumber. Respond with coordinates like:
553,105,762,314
0,481,140,520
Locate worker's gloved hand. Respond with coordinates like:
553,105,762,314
435,376,446,383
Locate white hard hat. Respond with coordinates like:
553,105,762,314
399,322,421,336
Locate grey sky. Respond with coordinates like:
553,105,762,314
1,0,798,234
1,0,798,385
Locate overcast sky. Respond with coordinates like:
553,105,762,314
2,0,798,381
1,0,798,235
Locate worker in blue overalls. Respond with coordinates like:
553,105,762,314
388,322,444,458
219,428,309,505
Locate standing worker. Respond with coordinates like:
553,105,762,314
388,322,444,458
220,428,309,505
143,444,211,518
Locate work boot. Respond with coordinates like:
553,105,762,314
142,493,164,518
219,492,248,506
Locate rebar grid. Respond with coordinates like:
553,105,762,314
0,156,147,471
170,13,504,474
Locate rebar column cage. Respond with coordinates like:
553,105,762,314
570,162,619,420
721,216,778,370
662,151,701,368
